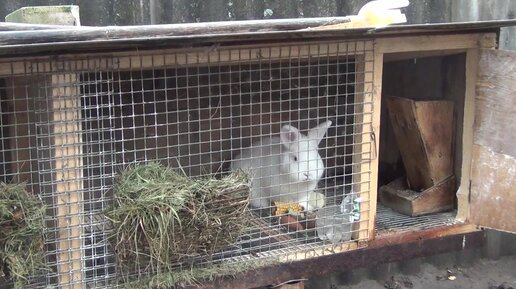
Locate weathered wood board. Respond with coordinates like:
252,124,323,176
470,49,516,233
470,145,516,233
473,50,516,157
386,96,454,191
386,96,433,190
414,101,455,184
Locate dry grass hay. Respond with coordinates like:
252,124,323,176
105,162,251,276
0,182,47,289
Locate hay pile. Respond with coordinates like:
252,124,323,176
106,162,251,275
0,182,47,289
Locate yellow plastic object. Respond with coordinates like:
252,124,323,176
313,0,409,30
354,0,409,27
274,202,304,216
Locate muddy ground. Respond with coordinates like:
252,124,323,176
318,255,516,289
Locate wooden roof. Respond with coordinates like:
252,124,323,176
0,18,515,57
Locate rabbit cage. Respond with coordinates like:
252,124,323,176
0,18,516,289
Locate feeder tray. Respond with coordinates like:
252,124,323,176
379,175,456,217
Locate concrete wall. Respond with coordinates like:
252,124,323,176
0,2,510,23
450,0,516,50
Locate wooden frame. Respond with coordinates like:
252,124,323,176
376,32,495,226
0,39,376,287
351,42,379,241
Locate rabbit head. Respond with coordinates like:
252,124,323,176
278,120,332,185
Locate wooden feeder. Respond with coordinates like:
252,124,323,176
380,96,455,216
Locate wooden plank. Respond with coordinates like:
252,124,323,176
474,49,516,157
278,241,362,263
0,17,354,45
469,48,516,233
383,49,466,63
385,96,455,190
414,101,454,184
470,145,516,233
376,34,485,54
1,33,492,77
367,45,383,241
456,48,479,222
0,41,366,76
478,33,498,49
98,41,364,71
351,42,376,242
51,73,84,288
0,61,28,77
441,53,466,207
386,96,434,190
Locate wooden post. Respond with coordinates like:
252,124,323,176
52,72,84,288
5,7,84,288
3,4,80,190
351,41,380,242
457,33,496,222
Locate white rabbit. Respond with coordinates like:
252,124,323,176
231,120,332,211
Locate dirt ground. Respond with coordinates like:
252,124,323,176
334,255,516,289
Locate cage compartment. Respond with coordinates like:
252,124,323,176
377,52,467,229
0,41,375,288
84,42,374,283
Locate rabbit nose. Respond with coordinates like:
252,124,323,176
303,172,310,180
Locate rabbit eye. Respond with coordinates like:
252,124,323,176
292,155,298,162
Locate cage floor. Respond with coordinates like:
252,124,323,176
375,203,459,236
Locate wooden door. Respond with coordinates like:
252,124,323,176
469,49,516,233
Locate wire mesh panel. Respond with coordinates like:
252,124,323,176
0,40,375,288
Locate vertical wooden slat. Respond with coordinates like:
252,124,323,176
455,48,478,222
456,33,496,221
351,41,378,241
368,46,382,240
52,72,84,288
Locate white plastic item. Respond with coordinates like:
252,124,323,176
316,194,354,243
350,0,410,28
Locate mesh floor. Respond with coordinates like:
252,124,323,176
376,204,458,235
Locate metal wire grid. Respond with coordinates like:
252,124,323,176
0,70,51,287
376,204,458,235
0,40,375,288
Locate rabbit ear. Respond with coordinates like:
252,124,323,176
308,120,332,144
280,125,301,146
